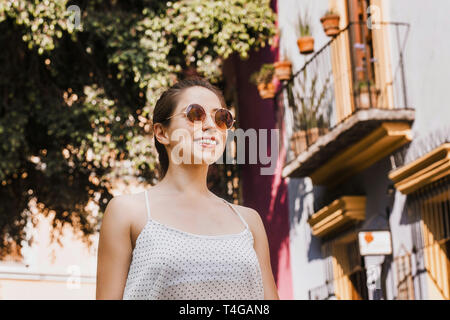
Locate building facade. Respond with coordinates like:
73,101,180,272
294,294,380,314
276,0,450,299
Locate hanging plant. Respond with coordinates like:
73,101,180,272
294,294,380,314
274,60,292,81
288,69,333,157
320,9,340,37
274,40,292,81
250,63,276,99
297,10,314,54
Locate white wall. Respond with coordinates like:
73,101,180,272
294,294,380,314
386,0,450,299
388,0,450,162
278,0,332,299
278,0,331,71
287,177,326,299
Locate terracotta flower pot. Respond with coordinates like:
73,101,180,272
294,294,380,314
319,126,329,135
290,130,307,157
297,36,314,55
257,82,276,99
320,14,340,36
306,127,320,145
274,61,292,81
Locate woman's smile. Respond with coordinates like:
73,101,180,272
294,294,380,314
193,136,220,149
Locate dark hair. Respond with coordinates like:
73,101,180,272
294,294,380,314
152,77,226,180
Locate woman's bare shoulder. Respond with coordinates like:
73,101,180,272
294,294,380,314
229,203,264,230
102,192,143,229
231,203,260,217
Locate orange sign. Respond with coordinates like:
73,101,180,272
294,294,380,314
358,231,392,256
364,232,374,244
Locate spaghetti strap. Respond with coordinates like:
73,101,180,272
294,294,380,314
144,189,151,220
222,199,249,230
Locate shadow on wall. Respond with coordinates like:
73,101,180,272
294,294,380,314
289,156,398,264
288,177,324,262
399,194,411,226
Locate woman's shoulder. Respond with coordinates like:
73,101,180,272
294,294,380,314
223,201,264,230
102,191,144,226
106,191,143,211
231,203,259,216
230,203,268,243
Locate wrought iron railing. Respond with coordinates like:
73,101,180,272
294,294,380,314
275,21,411,161
308,265,371,300
311,175,449,300
308,281,336,300
407,175,450,300
394,252,415,300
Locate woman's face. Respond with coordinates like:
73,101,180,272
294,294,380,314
162,86,228,166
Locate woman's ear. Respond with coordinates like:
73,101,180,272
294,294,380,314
153,123,170,146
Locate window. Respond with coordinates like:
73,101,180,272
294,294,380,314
331,237,369,299
407,175,450,299
394,252,415,299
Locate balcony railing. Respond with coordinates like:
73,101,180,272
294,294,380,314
309,265,370,300
276,21,411,163
308,281,336,300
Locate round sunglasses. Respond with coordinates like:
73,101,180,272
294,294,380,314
165,104,235,130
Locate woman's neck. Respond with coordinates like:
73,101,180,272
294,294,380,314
156,164,212,197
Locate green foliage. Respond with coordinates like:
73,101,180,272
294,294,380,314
250,63,275,85
288,68,333,131
0,0,276,257
355,79,375,90
323,8,339,16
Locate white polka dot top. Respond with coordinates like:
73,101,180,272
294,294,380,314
122,190,265,300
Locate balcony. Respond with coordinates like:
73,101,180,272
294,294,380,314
388,143,450,195
276,22,414,186
308,196,366,239
308,282,336,300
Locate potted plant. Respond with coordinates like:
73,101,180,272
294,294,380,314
290,130,307,156
354,80,380,109
274,32,292,81
317,114,329,135
250,63,276,99
274,61,292,81
320,9,340,37
274,56,292,81
297,10,314,54
290,114,322,156
288,70,333,157
304,115,320,146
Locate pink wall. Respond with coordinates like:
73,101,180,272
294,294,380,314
231,0,293,300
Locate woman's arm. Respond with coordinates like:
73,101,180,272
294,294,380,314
244,207,280,300
96,196,133,299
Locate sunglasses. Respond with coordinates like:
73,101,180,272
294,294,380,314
165,104,235,130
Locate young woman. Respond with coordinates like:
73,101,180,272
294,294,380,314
96,77,279,300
